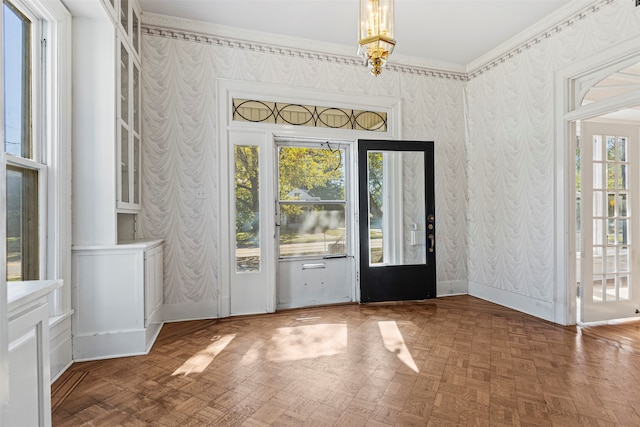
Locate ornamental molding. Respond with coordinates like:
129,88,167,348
467,0,617,79
142,0,616,82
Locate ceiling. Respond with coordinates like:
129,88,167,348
138,0,574,67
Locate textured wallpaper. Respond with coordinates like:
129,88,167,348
139,32,468,311
466,0,640,303
140,0,637,317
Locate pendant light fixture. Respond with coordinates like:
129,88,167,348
357,0,396,76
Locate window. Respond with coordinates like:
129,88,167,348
233,98,388,132
277,145,347,258
3,0,44,281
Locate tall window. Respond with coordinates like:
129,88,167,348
3,0,43,281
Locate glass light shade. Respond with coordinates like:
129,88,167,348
358,0,396,76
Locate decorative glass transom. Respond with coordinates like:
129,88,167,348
232,99,387,132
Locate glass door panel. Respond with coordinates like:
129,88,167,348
367,150,426,266
579,120,640,322
277,145,346,259
235,145,260,272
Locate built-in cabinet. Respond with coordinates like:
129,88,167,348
72,240,163,360
8,280,62,427
71,0,143,245
70,0,163,361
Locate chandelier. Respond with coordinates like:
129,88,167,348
357,0,396,76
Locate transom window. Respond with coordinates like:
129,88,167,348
233,98,387,132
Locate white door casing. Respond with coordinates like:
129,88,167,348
555,35,640,325
217,78,400,317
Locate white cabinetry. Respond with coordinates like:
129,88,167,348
72,240,163,360
7,280,62,427
71,0,142,247
70,0,162,361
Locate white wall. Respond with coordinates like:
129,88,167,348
138,16,469,320
465,0,640,321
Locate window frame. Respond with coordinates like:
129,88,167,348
4,0,46,281
2,0,72,319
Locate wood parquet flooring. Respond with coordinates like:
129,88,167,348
52,295,640,426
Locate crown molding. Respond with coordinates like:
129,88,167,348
466,0,616,78
141,12,468,81
142,0,619,83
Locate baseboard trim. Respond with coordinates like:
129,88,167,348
468,280,554,322
162,301,219,322
49,316,73,382
437,280,468,297
73,324,163,361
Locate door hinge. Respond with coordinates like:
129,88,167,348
576,286,582,298
41,38,47,48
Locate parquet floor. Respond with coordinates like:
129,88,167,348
52,295,640,426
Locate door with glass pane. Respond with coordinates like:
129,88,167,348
230,130,275,316
358,140,436,302
276,140,354,309
580,121,640,322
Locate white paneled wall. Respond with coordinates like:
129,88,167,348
466,0,640,320
139,24,468,319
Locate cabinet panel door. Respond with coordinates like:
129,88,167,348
144,246,163,326
8,304,51,427
116,37,141,212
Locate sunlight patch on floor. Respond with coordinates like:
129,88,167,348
172,334,236,376
378,321,419,373
266,323,347,362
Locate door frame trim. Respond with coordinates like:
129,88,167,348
273,136,356,309
216,78,401,317
554,35,640,325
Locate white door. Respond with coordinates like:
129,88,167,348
229,129,275,316
275,138,355,309
579,121,640,322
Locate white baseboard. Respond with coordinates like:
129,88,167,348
162,300,218,322
73,325,163,361
277,296,352,311
49,316,73,382
437,280,468,297
145,322,163,352
468,280,554,322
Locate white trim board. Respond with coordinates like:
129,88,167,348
469,281,555,322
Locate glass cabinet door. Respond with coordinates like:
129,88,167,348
132,4,140,56
120,0,129,36
115,0,141,213
120,41,129,127
120,125,130,203
117,38,140,212
133,135,140,205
